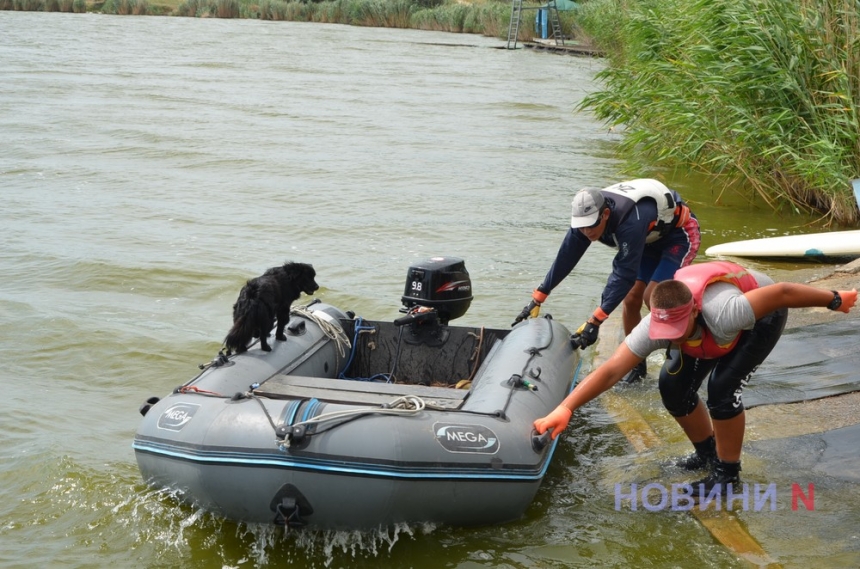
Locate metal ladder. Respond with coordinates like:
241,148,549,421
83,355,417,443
547,0,564,46
506,0,523,49
506,0,565,50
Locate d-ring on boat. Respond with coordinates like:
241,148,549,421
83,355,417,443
133,257,579,530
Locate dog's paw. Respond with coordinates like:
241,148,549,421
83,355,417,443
276,333,287,341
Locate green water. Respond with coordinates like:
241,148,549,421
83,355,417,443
1,11,854,569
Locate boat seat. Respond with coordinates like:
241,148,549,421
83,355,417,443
256,374,468,410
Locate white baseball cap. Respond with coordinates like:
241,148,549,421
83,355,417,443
570,188,606,228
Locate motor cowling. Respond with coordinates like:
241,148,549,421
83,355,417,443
401,257,472,324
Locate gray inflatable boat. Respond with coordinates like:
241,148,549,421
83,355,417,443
133,258,579,530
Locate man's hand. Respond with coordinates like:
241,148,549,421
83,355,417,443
533,405,573,440
512,299,541,326
570,321,600,350
513,289,548,326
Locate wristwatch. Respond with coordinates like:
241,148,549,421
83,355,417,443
827,291,842,311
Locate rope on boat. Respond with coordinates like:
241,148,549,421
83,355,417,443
297,395,425,427
176,385,226,397
456,327,485,387
290,304,352,358
276,395,426,448
498,315,556,418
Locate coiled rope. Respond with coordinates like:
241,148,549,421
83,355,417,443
289,304,352,358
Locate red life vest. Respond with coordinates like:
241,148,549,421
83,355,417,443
674,261,759,359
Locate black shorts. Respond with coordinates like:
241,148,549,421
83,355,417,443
657,307,788,420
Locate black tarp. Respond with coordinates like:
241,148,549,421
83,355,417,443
744,319,859,408
749,423,860,483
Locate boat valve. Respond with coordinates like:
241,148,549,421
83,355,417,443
508,374,538,391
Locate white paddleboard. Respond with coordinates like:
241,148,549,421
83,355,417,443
706,230,860,258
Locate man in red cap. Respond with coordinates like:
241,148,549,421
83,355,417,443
533,260,857,494
513,179,700,384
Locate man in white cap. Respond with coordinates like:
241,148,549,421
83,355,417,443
513,179,700,383
533,260,857,494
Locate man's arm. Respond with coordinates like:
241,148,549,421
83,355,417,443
534,342,643,438
744,283,857,319
538,228,591,294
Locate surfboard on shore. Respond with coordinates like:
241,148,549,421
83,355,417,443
705,230,860,258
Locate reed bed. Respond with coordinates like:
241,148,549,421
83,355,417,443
4,0,512,39
3,0,84,9
257,0,509,35
7,0,44,9
99,0,148,13
575,0,860,224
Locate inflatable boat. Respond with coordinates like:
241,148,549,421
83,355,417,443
133,257,579,530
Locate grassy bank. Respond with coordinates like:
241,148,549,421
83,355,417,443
575,0,860,226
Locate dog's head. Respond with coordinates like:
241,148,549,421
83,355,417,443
284,262,319,296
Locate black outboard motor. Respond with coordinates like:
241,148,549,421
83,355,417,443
399,256,473,325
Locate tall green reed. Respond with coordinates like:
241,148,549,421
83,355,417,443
11,0,44,9
576,0,860,224
101,0,148,13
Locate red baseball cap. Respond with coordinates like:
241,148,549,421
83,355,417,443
649,299,694,340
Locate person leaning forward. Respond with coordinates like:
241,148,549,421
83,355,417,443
533,260,858,495
513,179,701,384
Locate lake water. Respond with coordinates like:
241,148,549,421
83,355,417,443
0,10,853,569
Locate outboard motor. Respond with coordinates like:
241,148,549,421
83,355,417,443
395,257,472,345
399,256,473,324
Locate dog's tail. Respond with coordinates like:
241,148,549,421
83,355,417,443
224,281,272,353
224,318,250,354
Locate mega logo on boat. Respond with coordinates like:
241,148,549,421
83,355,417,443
157,403,201,432
434,423,499,454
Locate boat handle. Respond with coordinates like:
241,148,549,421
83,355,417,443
393,310,438,326
531,428,553,452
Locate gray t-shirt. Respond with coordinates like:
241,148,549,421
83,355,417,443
625,270,774,358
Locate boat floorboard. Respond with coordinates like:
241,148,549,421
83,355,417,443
257,374,468,409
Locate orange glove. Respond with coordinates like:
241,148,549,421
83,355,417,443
533,405,572,440
835,289,858,313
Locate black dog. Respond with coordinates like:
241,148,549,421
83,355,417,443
224,262,319,354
